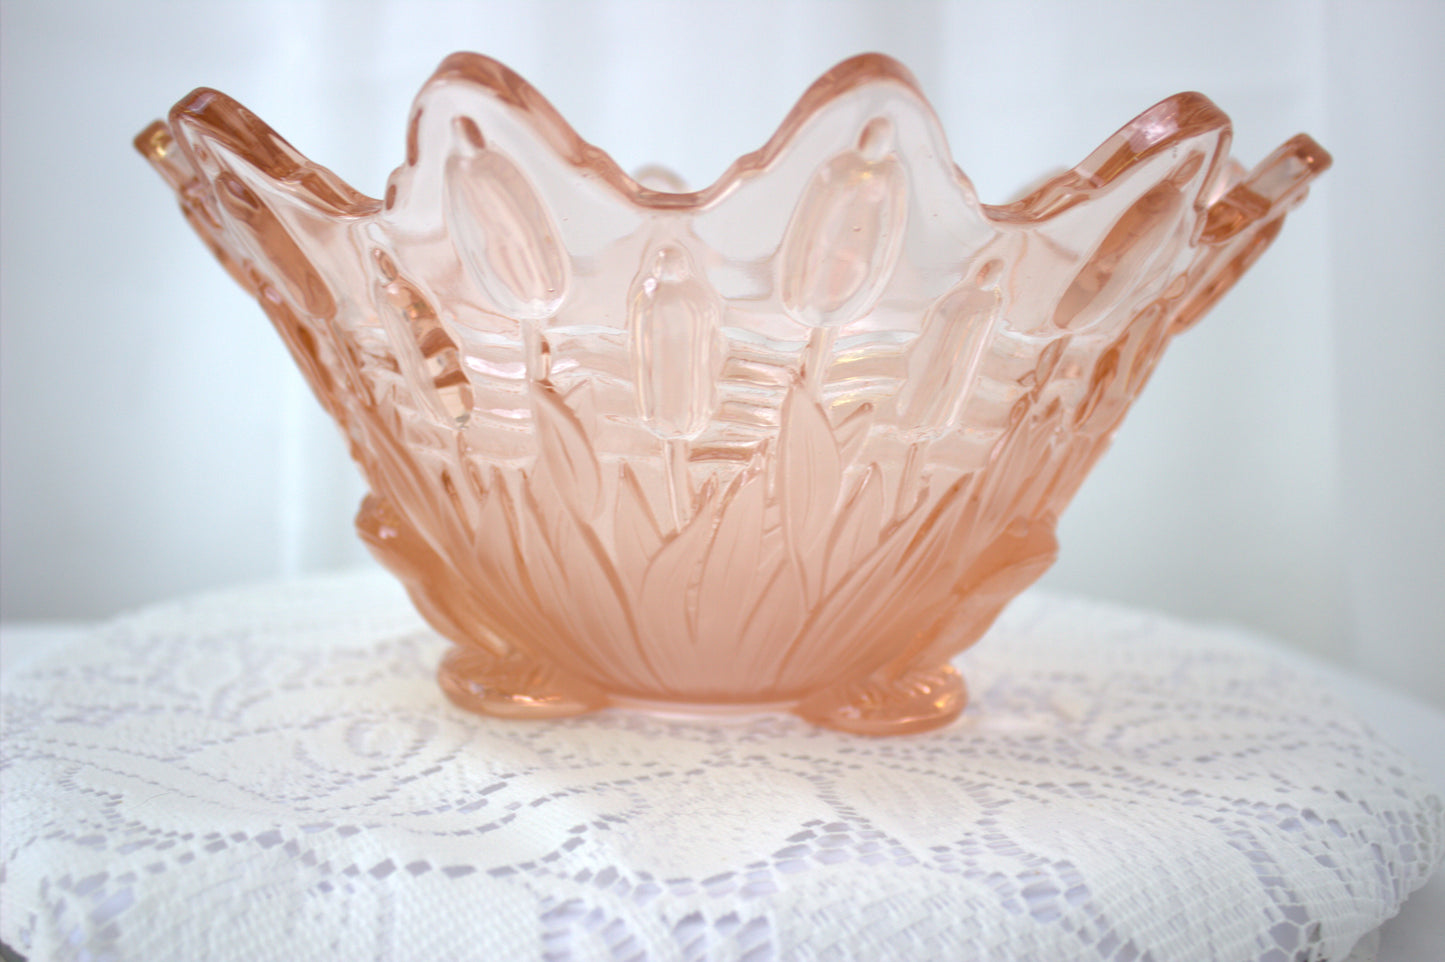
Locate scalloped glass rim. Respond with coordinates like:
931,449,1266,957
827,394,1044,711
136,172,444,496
140,52,1328,221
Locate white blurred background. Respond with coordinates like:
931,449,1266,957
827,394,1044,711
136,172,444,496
2,0,1441,706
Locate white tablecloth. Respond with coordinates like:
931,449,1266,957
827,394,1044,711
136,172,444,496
2,572,1441,961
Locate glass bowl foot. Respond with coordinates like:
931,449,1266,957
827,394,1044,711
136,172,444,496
438,645,607,719
796,663,967,736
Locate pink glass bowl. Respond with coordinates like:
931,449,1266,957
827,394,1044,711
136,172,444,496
137,54,1329,734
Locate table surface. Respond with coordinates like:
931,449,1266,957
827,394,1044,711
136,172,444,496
4,597,1442,962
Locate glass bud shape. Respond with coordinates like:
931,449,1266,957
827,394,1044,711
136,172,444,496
629,245,721,440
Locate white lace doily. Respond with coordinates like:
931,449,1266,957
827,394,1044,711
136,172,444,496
2,572,1439,962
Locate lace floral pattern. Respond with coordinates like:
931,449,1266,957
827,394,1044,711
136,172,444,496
2,572,1439,961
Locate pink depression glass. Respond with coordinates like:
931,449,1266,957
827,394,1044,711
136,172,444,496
136,54,1330,735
